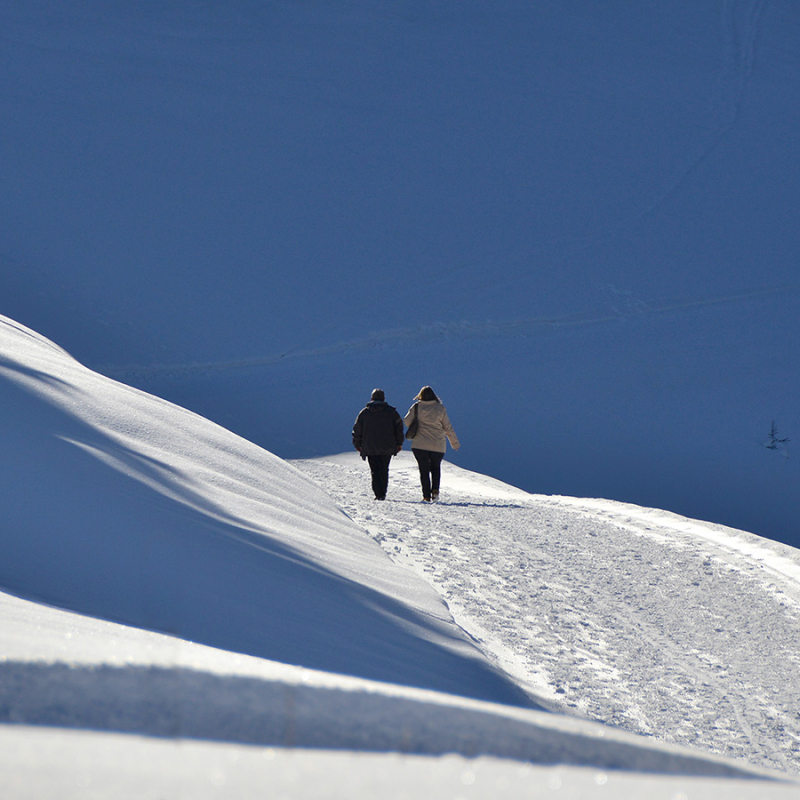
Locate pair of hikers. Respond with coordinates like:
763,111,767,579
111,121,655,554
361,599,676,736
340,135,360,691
352,386,460,502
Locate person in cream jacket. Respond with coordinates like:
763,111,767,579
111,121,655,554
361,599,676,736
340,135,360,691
403,385,460,502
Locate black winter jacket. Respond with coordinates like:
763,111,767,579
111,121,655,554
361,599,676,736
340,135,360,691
352,401,404,457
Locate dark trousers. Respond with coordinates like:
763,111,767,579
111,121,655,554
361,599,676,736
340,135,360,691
367,454,392,499
412,449,444,499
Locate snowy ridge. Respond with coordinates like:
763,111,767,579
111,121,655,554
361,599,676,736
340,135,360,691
2,316,799,796
0,314,529,706
0,590,768,778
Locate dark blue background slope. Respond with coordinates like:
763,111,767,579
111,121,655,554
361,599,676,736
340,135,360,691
2,1,798,544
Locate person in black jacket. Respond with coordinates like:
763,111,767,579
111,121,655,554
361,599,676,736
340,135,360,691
352,388,404,500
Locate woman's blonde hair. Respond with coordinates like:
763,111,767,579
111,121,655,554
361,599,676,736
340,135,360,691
415,386,439,402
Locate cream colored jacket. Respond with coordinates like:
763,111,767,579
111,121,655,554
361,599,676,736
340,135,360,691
403,400,460,453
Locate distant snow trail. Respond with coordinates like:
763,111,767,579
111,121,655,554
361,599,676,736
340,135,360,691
98,280,800,381
295,453,800,776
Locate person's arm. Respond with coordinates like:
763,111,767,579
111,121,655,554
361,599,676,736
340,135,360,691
441,409,460,450
352,412,364,452
393,410,404,452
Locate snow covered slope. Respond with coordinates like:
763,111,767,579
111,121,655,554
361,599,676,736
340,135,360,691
1,587,797,799
1,315,798,796
0,314,526,705
2,1,799,547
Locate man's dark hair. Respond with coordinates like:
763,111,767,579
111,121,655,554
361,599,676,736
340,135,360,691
371,388,385,402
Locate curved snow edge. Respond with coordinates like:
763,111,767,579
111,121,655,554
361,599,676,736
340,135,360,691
0,660,787,782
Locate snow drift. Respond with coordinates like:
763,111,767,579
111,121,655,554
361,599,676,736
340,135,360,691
0,314,527,705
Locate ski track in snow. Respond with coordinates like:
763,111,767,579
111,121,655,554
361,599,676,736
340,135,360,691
97,280,800,381
295,455,800,776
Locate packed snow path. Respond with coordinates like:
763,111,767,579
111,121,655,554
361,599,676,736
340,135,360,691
295,453,800,776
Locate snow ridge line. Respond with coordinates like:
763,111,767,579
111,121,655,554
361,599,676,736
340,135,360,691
0,316,73,359
0,660,783,780
96,280,800,380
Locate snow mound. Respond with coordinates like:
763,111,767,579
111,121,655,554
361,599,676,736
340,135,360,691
0,315,525,705
0,588,784,784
